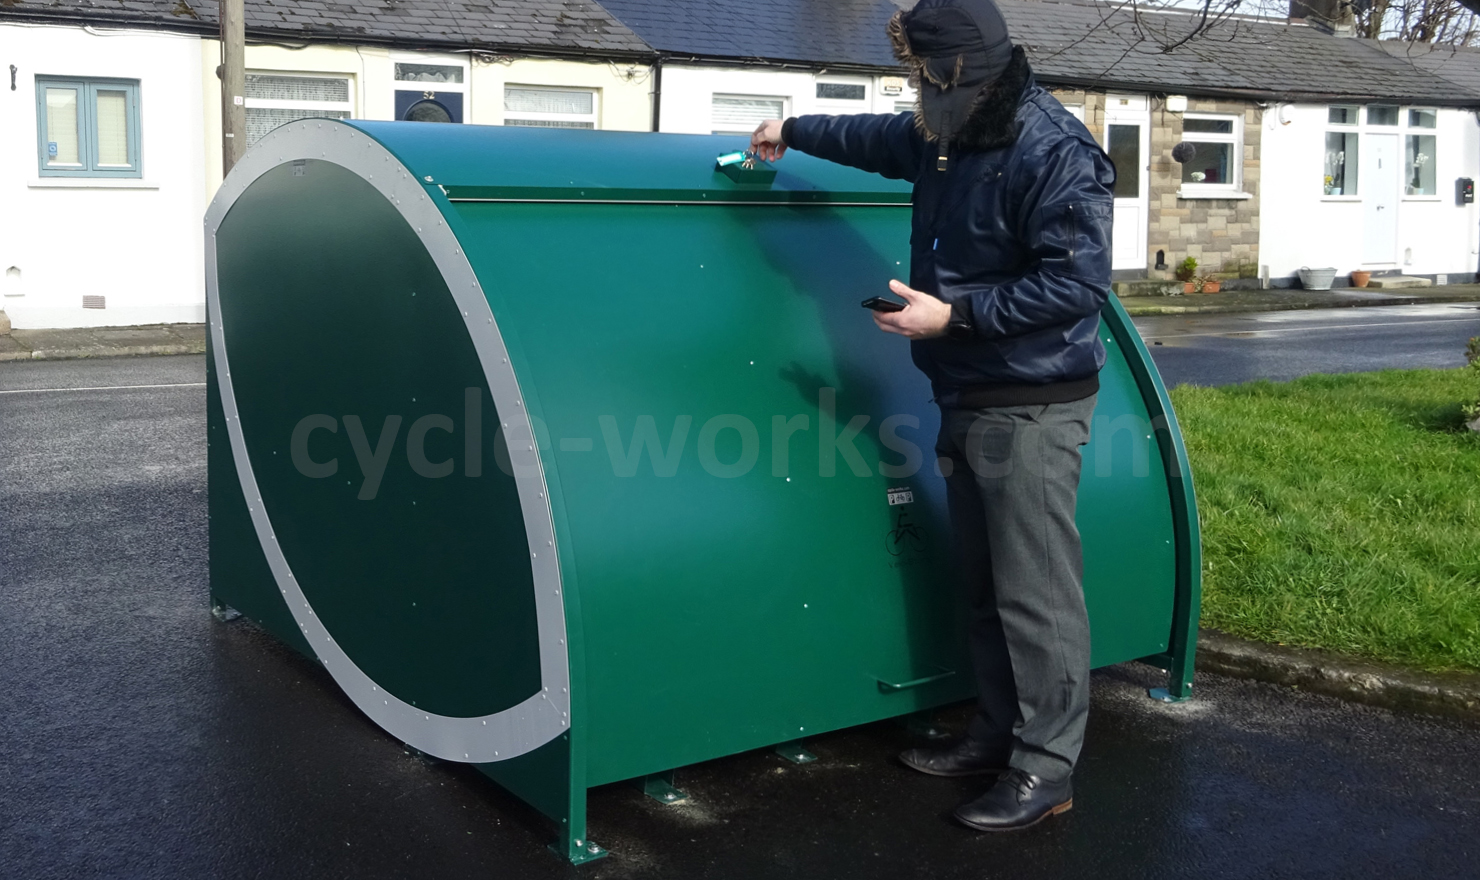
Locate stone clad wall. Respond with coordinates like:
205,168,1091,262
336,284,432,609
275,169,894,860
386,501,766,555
1048,88,1262,283
1150,97,1261,280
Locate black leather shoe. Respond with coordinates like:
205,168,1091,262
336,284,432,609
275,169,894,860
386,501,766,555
953,768,1072,831
898,738,1008,777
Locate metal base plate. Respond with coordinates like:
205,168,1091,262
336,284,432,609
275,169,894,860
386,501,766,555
898,711,951,741
774,741,817,764
210,600,242,623
641,774,689,805
551,839,608,864
1149,687,1191,703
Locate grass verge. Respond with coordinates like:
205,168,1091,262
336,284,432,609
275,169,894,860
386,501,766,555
1170,369,1480,672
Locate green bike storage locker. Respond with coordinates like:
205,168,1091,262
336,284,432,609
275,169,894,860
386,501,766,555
205,119,1199,863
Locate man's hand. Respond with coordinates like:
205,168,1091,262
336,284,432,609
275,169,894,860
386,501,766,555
751,120,787,162
872,280,952,340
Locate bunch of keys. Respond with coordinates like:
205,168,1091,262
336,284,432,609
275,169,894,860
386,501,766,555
716,149,759,170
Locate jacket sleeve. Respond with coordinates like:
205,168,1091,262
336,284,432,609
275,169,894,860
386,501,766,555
948,138,1116,340
784,112,924,183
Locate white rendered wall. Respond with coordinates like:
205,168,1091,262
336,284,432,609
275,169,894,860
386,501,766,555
658,65,915,139
0,24,206,329
201,41,395,198
200,45,655,198
468,56,653,131
1259,103,1480,282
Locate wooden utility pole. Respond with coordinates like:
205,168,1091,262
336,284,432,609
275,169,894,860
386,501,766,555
220,0,246,176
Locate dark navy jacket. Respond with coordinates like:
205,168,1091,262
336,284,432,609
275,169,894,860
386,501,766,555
786,79,1116,407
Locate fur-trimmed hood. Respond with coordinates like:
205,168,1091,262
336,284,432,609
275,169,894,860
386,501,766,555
888,9,1029,153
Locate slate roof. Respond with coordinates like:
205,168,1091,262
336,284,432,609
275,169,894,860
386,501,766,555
0,0,651,56
6,0,1478,104
594,0,1480,105
1000,1,1480,106
1372,40,1480,96
595,0,904,67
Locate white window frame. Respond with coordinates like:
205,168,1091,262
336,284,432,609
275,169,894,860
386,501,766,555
1176,112,1243,198
392,56,469,92
503,85,600,129
1323,104,1360,200
1320,105,1443,203
710,93,789,137
1401,107,1439,201
244,72,354,147
814,76,870,114
35,76,143,179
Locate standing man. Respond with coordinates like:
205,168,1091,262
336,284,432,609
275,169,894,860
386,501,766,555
752,0,1114,832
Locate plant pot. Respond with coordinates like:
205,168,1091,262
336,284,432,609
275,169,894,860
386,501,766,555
1202,280,1221,293
1298,266,1338,290
1183,282,1196,294
1350,270,1371,288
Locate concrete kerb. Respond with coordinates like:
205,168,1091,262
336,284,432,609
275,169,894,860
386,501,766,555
1118,285,1480,317
1196,629,1480,724
0,324,206,362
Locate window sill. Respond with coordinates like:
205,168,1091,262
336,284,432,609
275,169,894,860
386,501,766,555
28,178,156,190
1175,190,1253,200
1320,196,1362,202
1401,196,1443,202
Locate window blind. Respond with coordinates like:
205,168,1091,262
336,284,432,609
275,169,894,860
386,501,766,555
505,88,593,116
95,89,130,167
712,95,785,135
245,75,350,103
45,88,81,166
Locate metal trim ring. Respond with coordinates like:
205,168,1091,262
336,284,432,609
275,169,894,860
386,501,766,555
203,119,571,763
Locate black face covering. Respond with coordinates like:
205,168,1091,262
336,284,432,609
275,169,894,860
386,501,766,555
890,0,1014,170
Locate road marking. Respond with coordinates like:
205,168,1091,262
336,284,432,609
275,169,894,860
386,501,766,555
0,382,206,396
1141,316,1480,341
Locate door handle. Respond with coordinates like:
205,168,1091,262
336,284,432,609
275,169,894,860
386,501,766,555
875,667,956,692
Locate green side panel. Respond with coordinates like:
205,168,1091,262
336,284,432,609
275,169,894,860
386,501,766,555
213,159,541,719
447,198,971,786
1078,326,1178,665
208,337,315,659
1102,295,1203,696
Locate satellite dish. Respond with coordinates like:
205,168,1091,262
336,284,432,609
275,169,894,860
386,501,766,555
1171,142,1197,163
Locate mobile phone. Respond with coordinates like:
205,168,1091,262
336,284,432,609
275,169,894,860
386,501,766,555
861,296,906,313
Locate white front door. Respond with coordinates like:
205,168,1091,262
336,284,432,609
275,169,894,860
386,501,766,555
1103,96,1150,271
1361,133,1399,265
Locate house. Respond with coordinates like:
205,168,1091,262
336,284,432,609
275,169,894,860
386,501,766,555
2,19,206,327
1,0,656,330
6,0,1480,331
596,0,919,134
596,0,1480,288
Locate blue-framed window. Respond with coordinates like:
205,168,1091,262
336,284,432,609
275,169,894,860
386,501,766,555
36,77,142,178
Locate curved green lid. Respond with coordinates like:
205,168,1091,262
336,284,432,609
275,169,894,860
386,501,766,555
347,120,915,205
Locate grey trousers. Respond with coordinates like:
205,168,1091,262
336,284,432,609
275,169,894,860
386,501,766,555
936,395,1096,783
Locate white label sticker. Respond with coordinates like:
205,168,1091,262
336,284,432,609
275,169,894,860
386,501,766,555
887,487,914,506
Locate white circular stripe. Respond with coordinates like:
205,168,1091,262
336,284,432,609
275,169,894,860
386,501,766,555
203,120,571,763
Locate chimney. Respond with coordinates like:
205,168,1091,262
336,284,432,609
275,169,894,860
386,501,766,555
1289,0,1359,35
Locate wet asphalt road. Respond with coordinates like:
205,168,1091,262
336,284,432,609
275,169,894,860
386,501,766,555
1133,301,1480,387
3,340,1479,879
